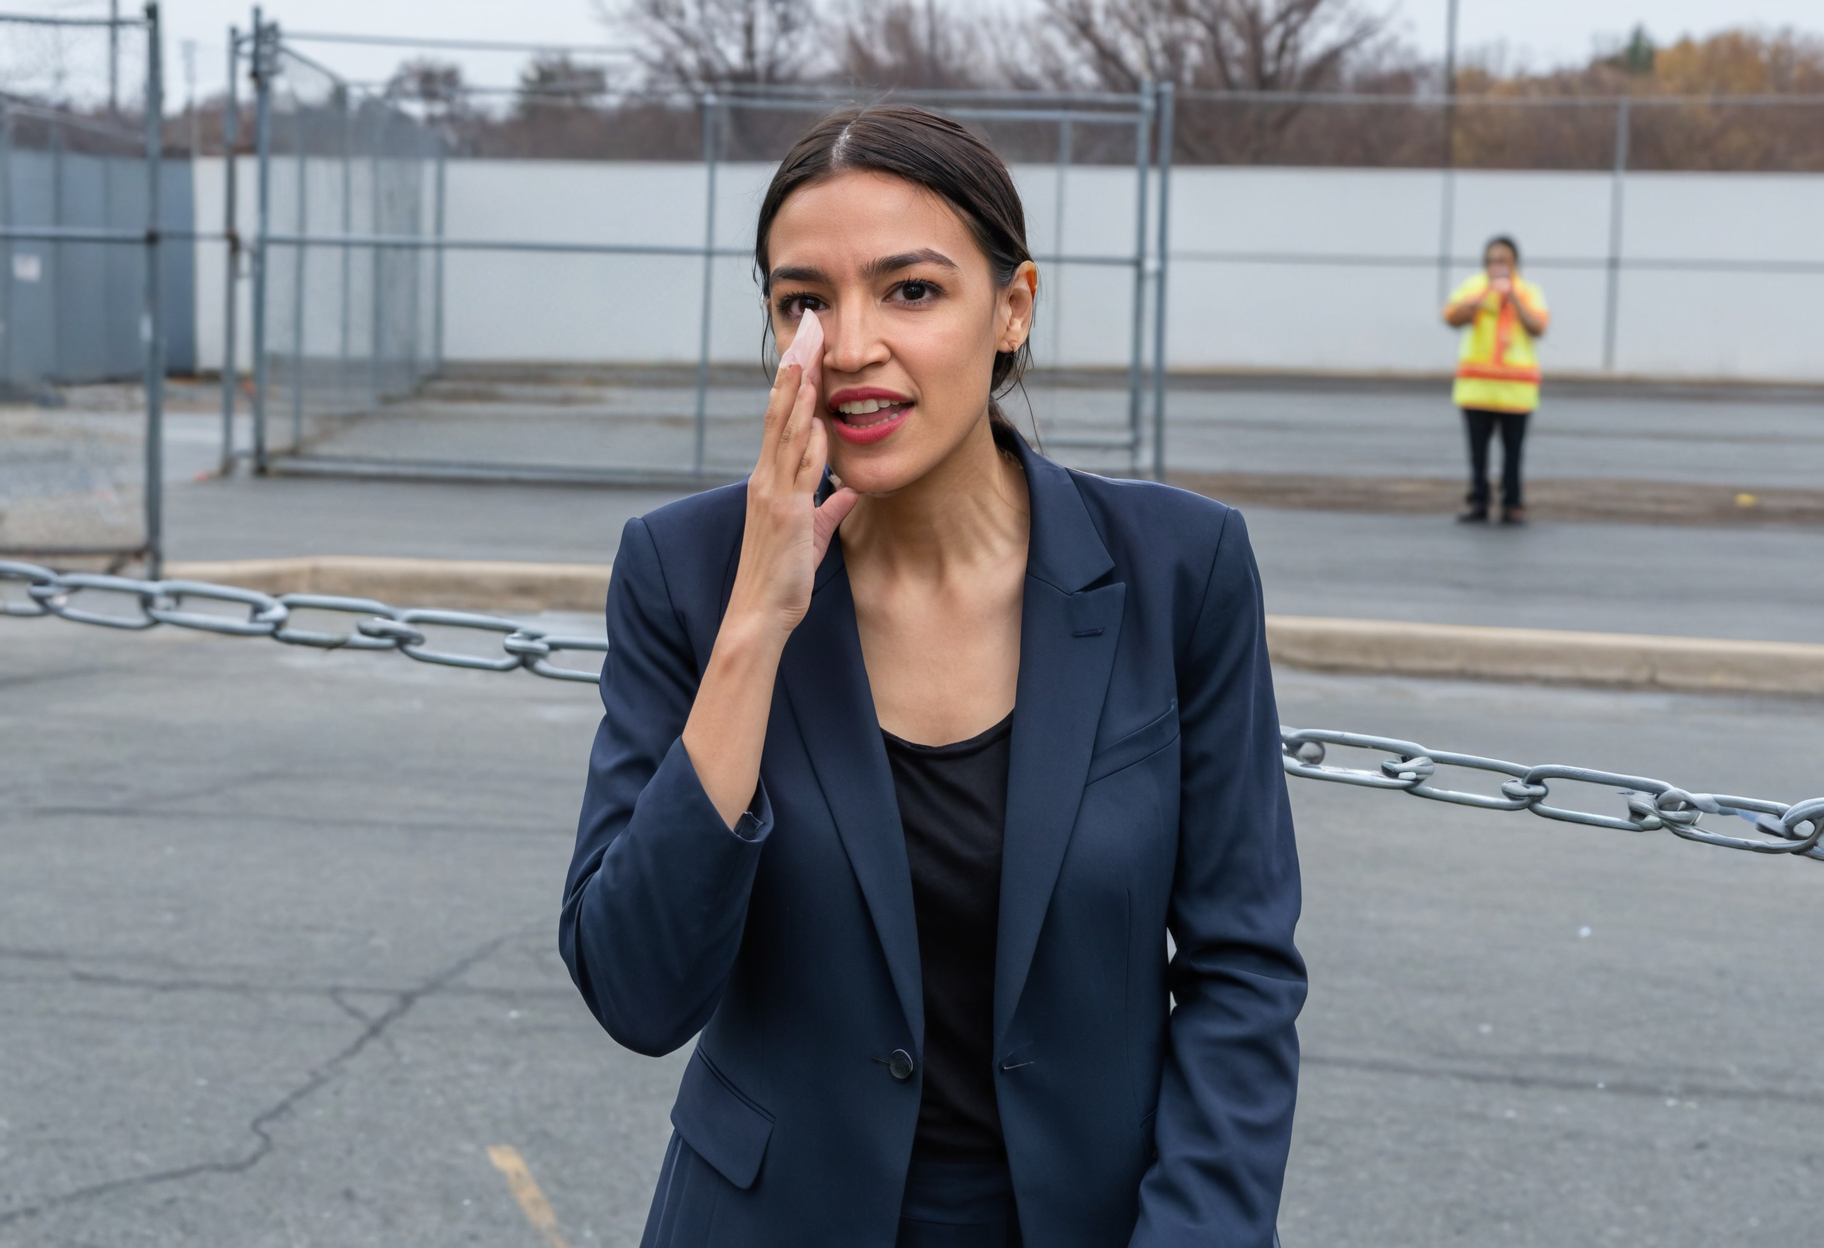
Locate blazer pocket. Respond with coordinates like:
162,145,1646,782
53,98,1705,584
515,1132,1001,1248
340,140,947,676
670,1047,775,1190
1086,700,1179,785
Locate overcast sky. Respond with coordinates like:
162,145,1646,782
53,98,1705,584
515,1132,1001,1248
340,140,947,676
16,0,1824,108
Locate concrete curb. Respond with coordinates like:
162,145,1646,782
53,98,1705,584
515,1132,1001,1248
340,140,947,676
1265,615,1824,697
167,556,1824,697
167,556,613,614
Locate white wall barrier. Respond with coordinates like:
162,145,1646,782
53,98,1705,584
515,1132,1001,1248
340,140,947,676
193,158,1824,384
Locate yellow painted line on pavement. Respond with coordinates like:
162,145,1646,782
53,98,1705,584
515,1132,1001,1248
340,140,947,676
487,1144,573,1248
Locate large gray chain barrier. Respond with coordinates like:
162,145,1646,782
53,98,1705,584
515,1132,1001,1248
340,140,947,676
5,559,1820,863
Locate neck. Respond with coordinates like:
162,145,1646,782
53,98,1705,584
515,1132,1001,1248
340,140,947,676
839,415,1029,580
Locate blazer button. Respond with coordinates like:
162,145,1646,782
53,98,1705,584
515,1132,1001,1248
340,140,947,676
888,1049,916,1080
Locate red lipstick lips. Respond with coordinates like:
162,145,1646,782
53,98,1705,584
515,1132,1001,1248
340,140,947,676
827,387,913,446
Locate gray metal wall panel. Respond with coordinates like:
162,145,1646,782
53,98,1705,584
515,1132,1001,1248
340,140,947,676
1,149,195,390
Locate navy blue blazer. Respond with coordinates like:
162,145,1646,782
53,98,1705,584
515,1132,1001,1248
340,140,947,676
561,439,1306,1248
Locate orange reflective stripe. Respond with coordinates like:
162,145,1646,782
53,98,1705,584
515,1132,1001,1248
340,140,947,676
1456,363,1542,382
1494,299,1515,361
1512,289,1547,320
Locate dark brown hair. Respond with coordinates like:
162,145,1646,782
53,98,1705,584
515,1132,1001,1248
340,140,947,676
755,105,1034,448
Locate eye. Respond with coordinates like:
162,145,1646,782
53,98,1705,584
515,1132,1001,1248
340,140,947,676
894,279,940,305
775,293,822,320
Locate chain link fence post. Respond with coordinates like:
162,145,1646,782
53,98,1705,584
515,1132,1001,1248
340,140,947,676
1602,95,1631,372
1150,81,1174,484
249,8,272,474
140,1,165,578
218,25,241,478
1124,86,1154,477
691,91,718,480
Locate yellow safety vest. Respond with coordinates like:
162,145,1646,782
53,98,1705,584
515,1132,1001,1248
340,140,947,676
1448,274,1550,413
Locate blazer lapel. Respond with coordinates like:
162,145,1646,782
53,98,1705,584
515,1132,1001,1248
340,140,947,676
778,540,925,1044
767,454,1124,1049
994,446,1125,1044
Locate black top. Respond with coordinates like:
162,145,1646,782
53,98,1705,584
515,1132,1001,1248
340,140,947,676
882,711,1015,1162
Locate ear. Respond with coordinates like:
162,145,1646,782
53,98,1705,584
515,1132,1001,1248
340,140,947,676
997,261,1039,353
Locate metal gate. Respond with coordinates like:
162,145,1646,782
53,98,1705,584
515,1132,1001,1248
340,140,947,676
233,23,1176,487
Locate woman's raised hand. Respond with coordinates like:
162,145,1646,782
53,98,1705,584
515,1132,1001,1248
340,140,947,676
726,315,860,641
682,315,858,828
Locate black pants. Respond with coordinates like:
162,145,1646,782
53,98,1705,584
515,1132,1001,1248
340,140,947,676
1461,408,1531,511
896,1156,1022,1248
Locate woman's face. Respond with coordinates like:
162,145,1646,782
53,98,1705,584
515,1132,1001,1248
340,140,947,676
1485,243,1517,281
764,169,1035,495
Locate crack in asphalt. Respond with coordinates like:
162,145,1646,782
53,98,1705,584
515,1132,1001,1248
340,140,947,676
0,938,574,1004
0,661,139,693
0,945,189,972
0,962,572,1004
0,931,515,1228
1303,1051,1824,1107
329,988,379,1026
8,805,556,834
0,767,330,819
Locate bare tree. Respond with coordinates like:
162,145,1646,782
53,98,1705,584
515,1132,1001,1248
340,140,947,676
1040,0,1382,91
516,54,610,114
384,58,468,120
835,0,991,90
1034,0,1388,160
601,0,821,93
1029,0,1188,92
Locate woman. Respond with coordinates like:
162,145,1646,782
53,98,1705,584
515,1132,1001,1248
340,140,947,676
1443,235,1550,525
561,106,1304,1248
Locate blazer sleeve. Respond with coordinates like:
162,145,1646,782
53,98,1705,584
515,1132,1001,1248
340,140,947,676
1132,507,1307,1248
559,515,773,1057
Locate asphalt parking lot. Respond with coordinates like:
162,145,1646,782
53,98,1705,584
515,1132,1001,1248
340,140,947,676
3,619,1819,1247
7,375,1822,1244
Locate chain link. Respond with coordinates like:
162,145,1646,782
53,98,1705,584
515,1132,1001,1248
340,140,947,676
1280,728,1823,862
1,559,607,684
6,559,1820,860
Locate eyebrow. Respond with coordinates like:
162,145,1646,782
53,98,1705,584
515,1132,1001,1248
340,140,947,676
864,248,958,278
768,263,830,287
768,248,959,289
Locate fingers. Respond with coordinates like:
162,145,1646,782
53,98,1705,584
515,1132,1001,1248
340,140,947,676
757,363,802,472
776,374,821,483
796,407,832,492
755,364,830,504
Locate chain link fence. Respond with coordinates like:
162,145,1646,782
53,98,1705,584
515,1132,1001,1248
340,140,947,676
0,8,171,568
700,86,1170,480
242,26,442,468
6,557,1819,864
1166,89,1824,378
225,26,1174,486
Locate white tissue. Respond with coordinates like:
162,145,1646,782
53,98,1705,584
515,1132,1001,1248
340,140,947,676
778,309,823,392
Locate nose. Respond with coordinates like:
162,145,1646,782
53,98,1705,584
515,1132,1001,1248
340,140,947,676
824,296,888,375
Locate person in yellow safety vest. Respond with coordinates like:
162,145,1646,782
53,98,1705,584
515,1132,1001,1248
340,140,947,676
1443,235,1549,525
